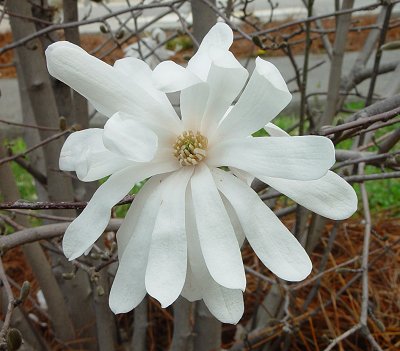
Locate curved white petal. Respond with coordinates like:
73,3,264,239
186,191,244,324
109,177,164,314
152,23,237,93
59,129,132,181
152,60,201,92
264,123,290,137
113,57,178,120
202,285,244,325
62,161,180,260
261,123,357,219
217,58,292,139
145,167,193,308
180,263,202,302
261,171,358,220
190,163,246,291
222,195,246,247
201,52,248,136
213,168,312,281
229,167,254,187
103,112,158,162
116,175,165,260
188,22,234,80
180,82,209,131
207,136,335,181
46,41,179,132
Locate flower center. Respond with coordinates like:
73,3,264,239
173,130,208,166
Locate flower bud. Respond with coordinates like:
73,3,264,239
6,328,22,351
18,281,30,303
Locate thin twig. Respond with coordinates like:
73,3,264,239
0,130,70,166
0,258,15,344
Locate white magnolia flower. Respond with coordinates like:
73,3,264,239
45,23,357,324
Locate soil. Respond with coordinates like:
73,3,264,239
1,212,399,350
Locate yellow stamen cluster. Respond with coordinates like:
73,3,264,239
173,130,208,166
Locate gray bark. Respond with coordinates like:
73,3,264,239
337,7,388,109
193,301,221,351
131,297,148,351
170,297,194,351
7,0,96,342
321,0,355,127
0,143,75,342
190,0,217,45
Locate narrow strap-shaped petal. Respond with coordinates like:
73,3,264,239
180,82,209,131
207,136,335,181
152,60,201,92
229,167,254,187
187,22,234,81
186,191,244,324
261,171,358,220
222,195,246,247
217,57,292,139
190,163,246,291
46,41,179,132
264,122,290,137
109,177,164,314
180,263,202,302
59,128,132,182
103,112,158,162
145,167,194,308
213,168,312,281
62,161,180,260
201,52,248,136
116,175,166,260
113,57,179,121
261,123,357,220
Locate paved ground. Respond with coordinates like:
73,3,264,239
1,0,397,34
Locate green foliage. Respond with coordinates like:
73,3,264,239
166,36,193,51
2,138,37,201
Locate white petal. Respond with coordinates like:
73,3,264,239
213,168,312,281
201,52,248,136
109,177,164,314
116,175,165,260
190,163,245,290
187,22,234,80
207,136,335,181
202,284,244,325
186,191,244,324
62,161,179,260
261,171,358,220
152,23,235,91
180,82,209,131
152,60,201,92
180,263,202,302
264,123,290,137
217,58,292,139
59,129,131,181
46,41,180,132
229,167,254,187
103,112,158,162
222,195,246,247
145,167,193,308
113,57,178,120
